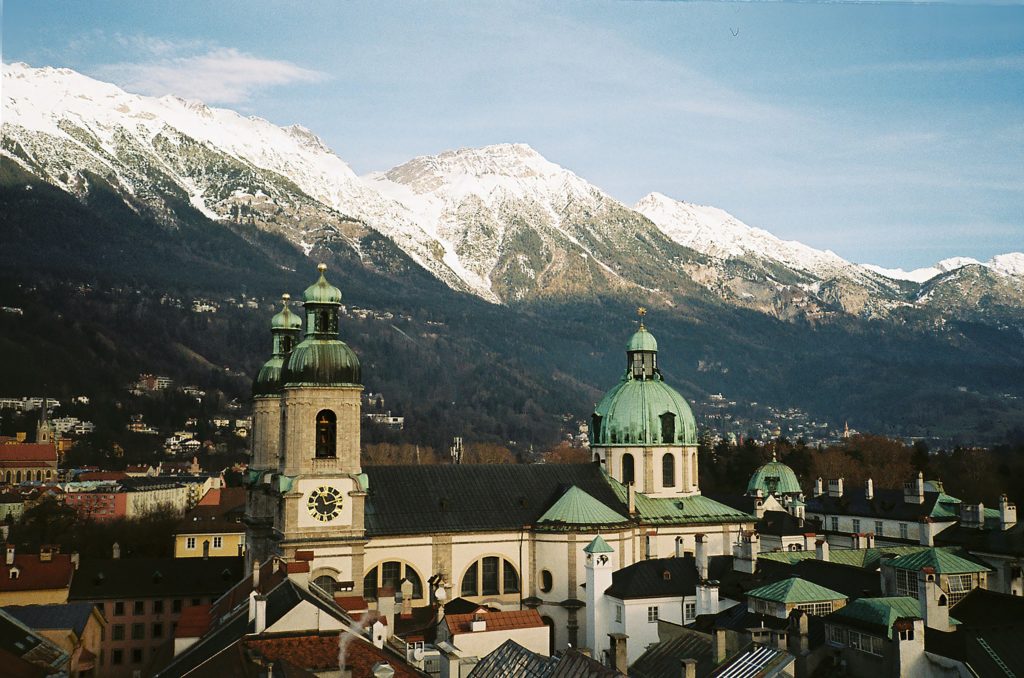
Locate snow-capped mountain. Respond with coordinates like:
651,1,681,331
863,253,1024,284
3,62,1021,323
1,61,485,298
365,144,704,302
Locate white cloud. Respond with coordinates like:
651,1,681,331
94,45,327,104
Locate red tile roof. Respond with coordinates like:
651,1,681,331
334,596,369,613
0,553,74,592
175,603,213,638
0,445,56,462
445,609,545,634
286,562,310,574
246,633,420,677
294,550,314,562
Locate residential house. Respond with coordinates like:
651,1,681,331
173,487,247,558
0,545,75,605
5,602,106,677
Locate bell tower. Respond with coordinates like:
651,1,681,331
273,264,367,589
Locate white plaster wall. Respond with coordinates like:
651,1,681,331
621,596,682,665
452,626,549,659
266,600,346,633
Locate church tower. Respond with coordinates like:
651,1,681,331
274,265,367,586
246,294,302,569
590,312,700,498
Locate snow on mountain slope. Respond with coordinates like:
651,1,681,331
2,62,491,299
863,254,1024,283
365,144,696,302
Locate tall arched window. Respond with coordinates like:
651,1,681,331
460,557,519,597
591,414,602,440
622,454,635,486
662,453,676,487
315,410,337,458
363,561,423,601
660,412,676,444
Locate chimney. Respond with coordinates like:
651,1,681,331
682,658,697,678
248,590,258,623
904,472,925,505
696,580,720,617
827,478,844,498
865,478,874,501
379,587,396,632
813,477,824,497
401,579,414,617
372,619,387,649
695,534,709,581
608,633,629,674
917,567,950,631
112,542,120,559
252,559,261,589
470,614,486,632
675,536,685,558
815,539,830,562
627,484,636,515
70,552,80,570
1000,495,1017,531
713,628,728,664
959,503,984,530
732,532,758,574
5,544,14,566
254,594,267,634
789,609,809,655
919,518,936,546
39,545,52,563
803,533,816,552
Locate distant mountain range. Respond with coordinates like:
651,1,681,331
3,62,1023,445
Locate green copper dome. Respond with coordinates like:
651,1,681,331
253,356,285,396
271,294,303,330
303,263,343,305
591,323,696,446
254,294,304,397
282,340,361,386
746,455,802,496
627,326,658,352
282,265,361,387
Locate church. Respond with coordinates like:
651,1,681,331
243,264,756,656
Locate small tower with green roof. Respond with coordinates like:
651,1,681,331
584,535,616,659
251,294,302,470
590,310,700,498
272,264,367,581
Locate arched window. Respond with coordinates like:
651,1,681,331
622,454,635,486
313,574,338,596
363,561,423,601
15,471,21,483
461,557,519,597
662,453,676,487
315,410,337,458
3,472,9,483
660,412,676,443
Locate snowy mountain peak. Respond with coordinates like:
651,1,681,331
863,253,1024,283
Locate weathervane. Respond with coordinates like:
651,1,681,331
637,306,647,329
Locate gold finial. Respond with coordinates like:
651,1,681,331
281,293,291,303
637,306,647,328
317,262,327,273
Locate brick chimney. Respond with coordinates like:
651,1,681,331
608,633,629,674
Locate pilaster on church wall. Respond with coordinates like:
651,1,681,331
251,396,282,471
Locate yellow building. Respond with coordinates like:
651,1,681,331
173,487,247,558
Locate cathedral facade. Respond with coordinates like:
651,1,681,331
244,265,755,655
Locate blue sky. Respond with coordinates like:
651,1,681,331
4,1,1022,269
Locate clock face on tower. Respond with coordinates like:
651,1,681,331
306,485,343,522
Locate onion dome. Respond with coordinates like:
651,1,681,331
303,263,343,305
746,453,802,496
283,264,361,387
591,315,697,446
271,293,303,330
253,294,304,397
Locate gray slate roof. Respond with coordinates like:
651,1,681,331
69,556,243,600
5,602,96,636
363,464,627,536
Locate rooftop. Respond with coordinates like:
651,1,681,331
746,577,846,604
886,547,991,574
0,553,74,593
825,597,924,639
69,556,243,600
445,608,545,634
4,603,97,637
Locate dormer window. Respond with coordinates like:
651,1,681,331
9,566,19,580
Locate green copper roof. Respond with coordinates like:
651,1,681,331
759,545,970,570
746,577,846,604
283,339,361,386
584,535,616,554
253,356,285,396
747,457,802,496
627,326,658,352
828,597,922,639
592,378,697,446
537,487,629,527
271,298,303,330
887,547,990,574
605,474,753,525
303,264,343,305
